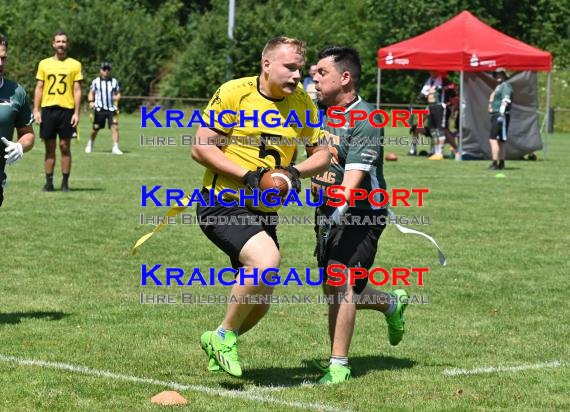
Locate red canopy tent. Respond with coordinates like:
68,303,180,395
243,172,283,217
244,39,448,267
376,11,553,157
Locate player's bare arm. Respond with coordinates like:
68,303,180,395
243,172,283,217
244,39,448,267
88,88,95,109
113,91,121,108
296,145,331,177
16,125,35,152
191,125,249,181
71,81,81,126
334,169,367,201
33,80,43,124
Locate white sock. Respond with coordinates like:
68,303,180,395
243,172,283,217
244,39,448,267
384,299,397,317
216,325,238,340
330,356,349,367
436,138,445,154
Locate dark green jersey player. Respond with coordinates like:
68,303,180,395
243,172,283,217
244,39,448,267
0,81,33,147
0,33,35,206
310,46,408,386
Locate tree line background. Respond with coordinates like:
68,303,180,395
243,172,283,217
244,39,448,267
1,0,568,112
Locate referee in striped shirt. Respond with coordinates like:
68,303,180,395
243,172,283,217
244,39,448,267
85,61,122,155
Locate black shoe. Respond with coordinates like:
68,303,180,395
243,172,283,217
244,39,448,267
488,163,499,170
43,183,54,192
498,160,505,170
61,184,69,192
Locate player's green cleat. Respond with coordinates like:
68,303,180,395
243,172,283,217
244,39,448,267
386,289,408,346
210,330,242,377
200,331,221,372
318,363,351,384
312,359,329,373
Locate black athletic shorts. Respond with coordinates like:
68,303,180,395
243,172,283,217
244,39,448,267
315,205,387,294
428,103,446,130
196,188,280,270
40,106,77,140
93,109,118,129
489,113,510,142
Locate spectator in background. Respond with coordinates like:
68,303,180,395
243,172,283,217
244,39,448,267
303,64,318,100
85,62,122,155
488,68,512,170
420,71,455,160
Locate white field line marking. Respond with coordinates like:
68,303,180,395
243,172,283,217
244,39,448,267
443,360,565,377
0,354,350,412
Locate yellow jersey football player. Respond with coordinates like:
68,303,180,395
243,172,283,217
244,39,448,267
192,37,331,378
33,31,82,192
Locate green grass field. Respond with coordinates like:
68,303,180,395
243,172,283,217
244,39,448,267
1,113,569,411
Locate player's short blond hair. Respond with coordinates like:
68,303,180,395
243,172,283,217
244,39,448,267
262,37,305,60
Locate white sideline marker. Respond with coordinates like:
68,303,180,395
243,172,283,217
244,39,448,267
443,360,564,377
0,354,351,412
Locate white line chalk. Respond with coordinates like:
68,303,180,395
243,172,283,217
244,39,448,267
0,354,350,412
443,360,564,376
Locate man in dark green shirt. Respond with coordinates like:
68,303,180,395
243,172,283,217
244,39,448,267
488,68,513,170
0,33,35,206
311,46,408,384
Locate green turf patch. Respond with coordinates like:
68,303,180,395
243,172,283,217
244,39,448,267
1,114,568,411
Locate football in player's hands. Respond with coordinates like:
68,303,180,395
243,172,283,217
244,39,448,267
259,169,295,198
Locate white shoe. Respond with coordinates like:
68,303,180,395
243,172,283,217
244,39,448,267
85,144,92,153
112,146,123,155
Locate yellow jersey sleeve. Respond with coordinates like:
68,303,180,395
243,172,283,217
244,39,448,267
36,60,46,81
73,61,84,82
202,83,239,135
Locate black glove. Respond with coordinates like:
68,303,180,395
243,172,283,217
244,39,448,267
276,165,301,193
316,222,332,265
314,203,349,264
242,167,269,191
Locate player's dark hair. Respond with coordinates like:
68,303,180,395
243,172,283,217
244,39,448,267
318,46,361,89
0,33,7,49
53,31,68,41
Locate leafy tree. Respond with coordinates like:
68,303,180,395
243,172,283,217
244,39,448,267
0,0,184,110
1,0,567,109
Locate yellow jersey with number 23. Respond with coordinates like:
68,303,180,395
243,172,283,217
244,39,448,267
36,57,83,109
